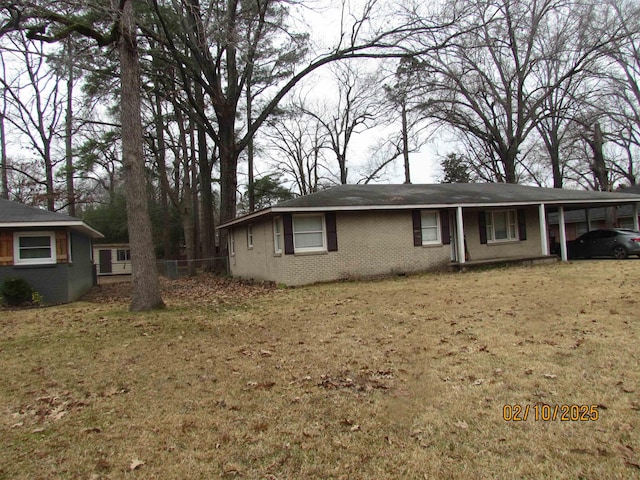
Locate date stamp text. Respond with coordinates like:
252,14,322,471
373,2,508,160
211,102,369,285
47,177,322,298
502,404,599,422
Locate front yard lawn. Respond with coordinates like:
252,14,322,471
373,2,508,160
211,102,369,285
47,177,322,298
1,261,638,479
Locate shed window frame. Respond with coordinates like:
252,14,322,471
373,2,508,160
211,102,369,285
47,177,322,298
247,224,254,249
229,230,235,256
273,216,282,254
116,249,131,262
13,231,57,265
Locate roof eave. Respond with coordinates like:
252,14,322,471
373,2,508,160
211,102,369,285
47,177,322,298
217,197,640,229
0,221,105,239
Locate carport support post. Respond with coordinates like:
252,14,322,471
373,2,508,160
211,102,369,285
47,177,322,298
634,203,639,231
558,206,568,261
538,204,549,255
456,206,465,264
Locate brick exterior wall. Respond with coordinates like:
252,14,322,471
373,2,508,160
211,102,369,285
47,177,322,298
231,210,451,286
229,207,547,286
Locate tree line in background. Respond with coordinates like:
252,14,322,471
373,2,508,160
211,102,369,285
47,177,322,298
1,0,640,309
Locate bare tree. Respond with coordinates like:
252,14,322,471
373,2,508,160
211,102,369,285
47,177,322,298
0,32,65,210
414,0,619,184
265,102,328,196
0,51,9,199
598,0,640,186
302,63,384,184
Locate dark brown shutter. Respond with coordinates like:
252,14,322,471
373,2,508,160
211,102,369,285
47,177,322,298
412,210,422,246
478,211,488,244
326,212,338,251
283,214,294,254
517,209,527,241
440,210,450,245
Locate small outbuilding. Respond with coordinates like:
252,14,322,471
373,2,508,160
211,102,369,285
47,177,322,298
93,243,132,276
0,199,103,303
218,183,640,286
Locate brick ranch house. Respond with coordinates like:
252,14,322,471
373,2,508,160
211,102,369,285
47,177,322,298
0,199,103,303
218,183,640,286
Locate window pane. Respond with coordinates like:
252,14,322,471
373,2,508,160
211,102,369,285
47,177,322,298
20,236,50,248
294,216,322,233
421,212,437,227
494,212,508,240
295,232,323,248
20,247,51,259
422,228,439,242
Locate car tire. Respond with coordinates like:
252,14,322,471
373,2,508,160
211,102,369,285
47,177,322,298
613,245,628,259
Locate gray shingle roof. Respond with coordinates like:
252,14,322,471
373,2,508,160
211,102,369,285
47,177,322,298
0,199,103,238
275,183,640,208
219,183,640,228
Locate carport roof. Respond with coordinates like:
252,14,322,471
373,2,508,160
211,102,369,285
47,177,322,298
219,183,640,228
0,198,103,238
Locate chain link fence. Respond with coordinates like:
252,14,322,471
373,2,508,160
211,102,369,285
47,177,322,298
156,257,229,279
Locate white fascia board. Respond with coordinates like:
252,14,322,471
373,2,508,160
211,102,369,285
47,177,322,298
0,221,104,238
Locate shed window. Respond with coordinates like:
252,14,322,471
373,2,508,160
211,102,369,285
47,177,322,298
273,217,282,254
117,249,131,261
229,230,235,256
247,224,254,249
14,232,56,265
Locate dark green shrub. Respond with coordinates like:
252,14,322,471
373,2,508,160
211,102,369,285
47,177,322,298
1,277,34,306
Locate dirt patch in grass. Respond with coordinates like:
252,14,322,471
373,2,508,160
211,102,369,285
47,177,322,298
1,261,639,479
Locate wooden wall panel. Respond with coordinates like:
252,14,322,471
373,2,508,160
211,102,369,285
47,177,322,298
55,231,68,263
0,232,13,265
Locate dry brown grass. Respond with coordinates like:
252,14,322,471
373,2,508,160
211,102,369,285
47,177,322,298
1,261,639,479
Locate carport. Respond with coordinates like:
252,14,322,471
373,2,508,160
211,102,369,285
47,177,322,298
449,189,640,266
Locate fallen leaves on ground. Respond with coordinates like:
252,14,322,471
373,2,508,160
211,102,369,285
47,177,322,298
83,273,276,306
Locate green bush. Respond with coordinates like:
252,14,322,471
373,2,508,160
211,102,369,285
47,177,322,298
1,277,34,306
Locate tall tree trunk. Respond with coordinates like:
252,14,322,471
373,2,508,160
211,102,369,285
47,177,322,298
119,0,164,311
217,119,238,271
0,108,7,200
65,38,75,216
247,78,255,211
196,83,214,269
591,122,608,191
401,100,411,184
44,142,55,211
153,91,172,259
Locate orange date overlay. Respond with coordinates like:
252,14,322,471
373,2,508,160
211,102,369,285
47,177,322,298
502,404,599,422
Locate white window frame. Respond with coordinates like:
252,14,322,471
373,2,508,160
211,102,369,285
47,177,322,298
420,211,441,245
247,224,254,249
116,249,131,262
13,231,57,265
293,214,326,253
229,230,235,256
486,209,519,243
67,232,73,264
273,216,282,254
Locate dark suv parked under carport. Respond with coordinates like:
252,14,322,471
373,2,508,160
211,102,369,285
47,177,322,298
566,229,640,259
